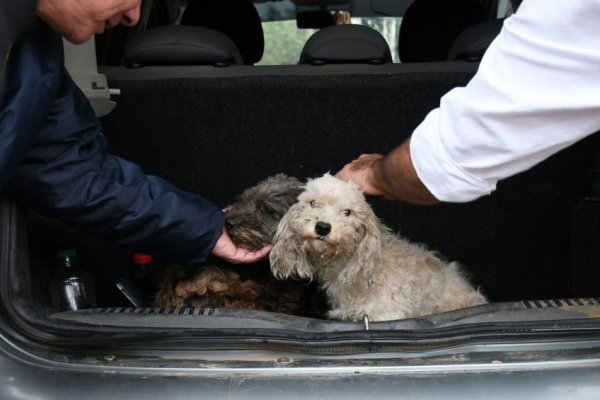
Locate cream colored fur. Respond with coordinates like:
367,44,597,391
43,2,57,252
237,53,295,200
270,173,487,322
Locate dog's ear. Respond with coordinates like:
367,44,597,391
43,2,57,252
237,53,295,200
340,212,383,285
269,204,314,280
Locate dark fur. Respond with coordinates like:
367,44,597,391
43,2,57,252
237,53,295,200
153,174,327,317
223,174,306,250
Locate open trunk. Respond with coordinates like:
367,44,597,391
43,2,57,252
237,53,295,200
2,62,600,350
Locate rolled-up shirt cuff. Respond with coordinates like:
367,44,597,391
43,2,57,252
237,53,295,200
409,109,497,203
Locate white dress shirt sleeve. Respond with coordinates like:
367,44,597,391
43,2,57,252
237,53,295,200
410,0,600,202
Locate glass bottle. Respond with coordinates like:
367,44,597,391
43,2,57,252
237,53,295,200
48,249,97,311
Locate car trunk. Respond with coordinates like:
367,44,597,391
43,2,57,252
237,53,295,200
2,62,600,349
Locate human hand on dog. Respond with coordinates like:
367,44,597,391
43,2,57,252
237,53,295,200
336,140,439,204
211,228,271,264
335,153,387,197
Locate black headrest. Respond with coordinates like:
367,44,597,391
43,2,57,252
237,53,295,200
299,24,393,65
399,0,486,62
124,25,244,67
446,19,504,62
181,0,264,65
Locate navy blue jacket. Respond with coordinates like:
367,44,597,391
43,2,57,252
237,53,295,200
0,0,35,97
0,20,224,264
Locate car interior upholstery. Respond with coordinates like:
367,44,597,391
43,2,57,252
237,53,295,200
18,62,600,316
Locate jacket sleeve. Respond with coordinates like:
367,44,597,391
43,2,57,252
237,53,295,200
0,0,36,98
4,33,223,264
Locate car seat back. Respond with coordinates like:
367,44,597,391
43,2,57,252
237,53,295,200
299,24,392,65
124,25,244,67
399,0,486,62
446,19,504,61
181,0,264,65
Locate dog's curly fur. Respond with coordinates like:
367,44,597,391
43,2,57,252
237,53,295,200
270,173,487,322
153,174,326,317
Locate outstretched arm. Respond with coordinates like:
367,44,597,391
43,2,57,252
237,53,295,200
339,1,600,204
2,24,257,264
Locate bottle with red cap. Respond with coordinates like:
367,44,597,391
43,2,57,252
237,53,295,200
131,252,158,306
117,252,158,307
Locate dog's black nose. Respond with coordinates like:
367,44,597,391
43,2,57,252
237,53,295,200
315,221,331,236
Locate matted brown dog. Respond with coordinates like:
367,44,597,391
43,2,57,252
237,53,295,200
153,174,326,317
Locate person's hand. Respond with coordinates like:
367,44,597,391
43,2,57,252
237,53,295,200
211,228,271,264
336,141,439,204
335,153,387,197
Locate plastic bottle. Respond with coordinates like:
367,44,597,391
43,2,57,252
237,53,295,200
117,252,158,307
131,252,158,304
48,249,97,311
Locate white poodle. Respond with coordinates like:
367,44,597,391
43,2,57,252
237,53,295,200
269,173,487,322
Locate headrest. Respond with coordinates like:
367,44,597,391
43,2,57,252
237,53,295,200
399,0,486,62
124,25,244,67
299,24,393,65
181,0,264,65
446,19,504,61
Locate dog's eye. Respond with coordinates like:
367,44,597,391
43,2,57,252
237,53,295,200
310,200,318,208
342,209,352,216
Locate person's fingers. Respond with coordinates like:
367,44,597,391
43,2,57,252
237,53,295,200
227,245,272,264
247,245,272,262
334,164,351,179
355,153,384,162
335,156,388,198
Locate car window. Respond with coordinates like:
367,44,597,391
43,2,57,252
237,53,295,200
255,0,515,66
259,16,402,65
259,20,316,65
